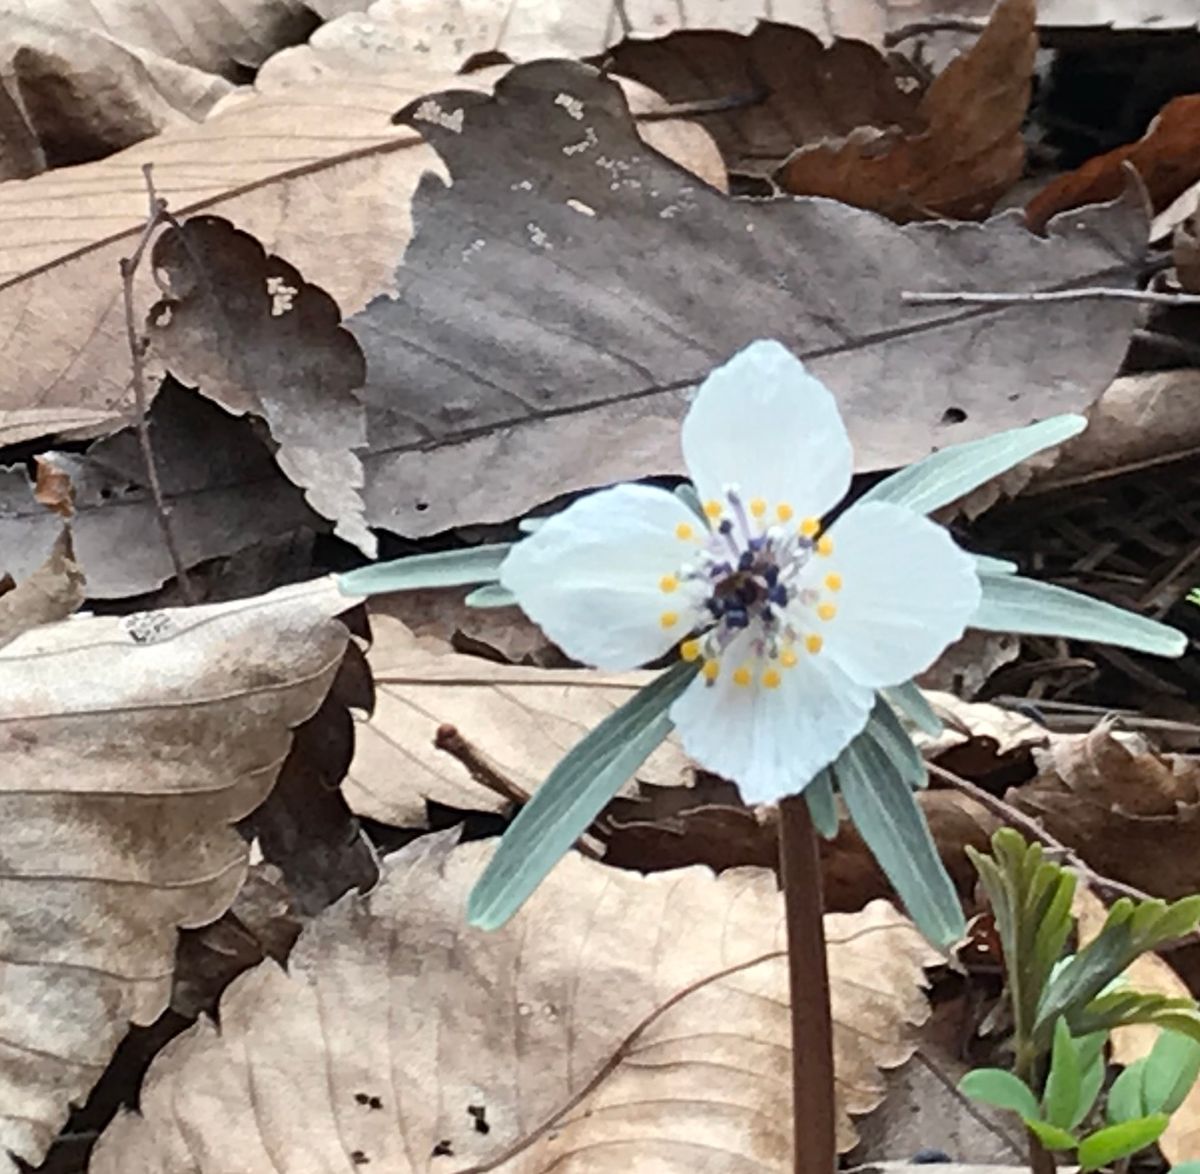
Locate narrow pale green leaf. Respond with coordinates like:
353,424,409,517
1144,1030,1200,1115
1107,1059,1147,1125
974,554,1018,575
674,482,704,517
882,681,943,737
959,1069,1041,1120
1027,1119,1080,1151
863,695,928,789
1044,1019,1084,1129
465,583,518,608
467,662,698,930
804,768,839,839
836,717,965,949
860,415,1087,516
973,573,1187,657
518,517,545,533
338,544,511,596
1079,1115,1168,1170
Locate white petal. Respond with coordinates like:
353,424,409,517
682,340,852,519
669,632,873,805
817,501,981,687
499,484,705,670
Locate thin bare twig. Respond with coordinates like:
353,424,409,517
119,163,196,603
884,17,987,46
902,287,1200,308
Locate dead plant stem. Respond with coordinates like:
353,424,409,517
902,287,1200,308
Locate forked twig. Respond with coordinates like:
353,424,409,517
119,163,196,603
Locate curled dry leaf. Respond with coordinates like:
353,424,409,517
0,527,84,648
92,834,939,1170
0,575,353,1171
149,215,375,556
1009,723,1200,900
777,0,1036,220
355,58,1145,537
346,611,688,826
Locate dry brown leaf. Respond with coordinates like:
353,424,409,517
346,610,689,826
1027,96,1200,233
920,629,1022,699
913,691,1049,763
1075,889,1200,1164
0,574,355,1171
1010,724,1200,900
92,833,938,1169
0,526,84,648
776,0,1036,221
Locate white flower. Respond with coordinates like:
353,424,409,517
500,340,982,803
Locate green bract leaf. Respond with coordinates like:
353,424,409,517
882,681,943,737
958,1068,1041,1121
467,662,698,930
464,583,518,608
338,544,512,596
1044,1019,1084,1129
973,573,1187,658
1144,1029,1200,1115
804,768,839,840
1107,1059,1147,1125
860,415,1086,516
836,708,965,949
1078,1114,1168,1170
862,696,928,789
1027,1119,1080,1151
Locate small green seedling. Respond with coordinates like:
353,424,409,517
959,829,1200,1171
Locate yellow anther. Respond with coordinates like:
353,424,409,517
818,602,837,622
817,535,834,557
800,516,819,538
762,668,781,689
680,639,702,662
824,572,843,592
660,611,679,629
750,498,767,518
780,647,798,669
805,634,824,655
733,665,752,688
659,574,679,593
777,503,794,523
702,659,720,682
675,521,695,541
704,499,723,519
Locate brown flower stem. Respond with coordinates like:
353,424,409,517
778,794,836,1174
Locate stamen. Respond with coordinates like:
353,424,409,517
680,639,702,662
776,503,794,523
725,607,749,629
762,667,781,689
660,611,679,629
703,659,720,683
824,572,842,592
817,602,837,622
750,498,767,518
659,574,679,593
704,499,723,519
800,517,819,538
675,522,695,541
780,647,798,668
817,535,834,557
806,633,823,654
732,665,752,687
768,584,788,606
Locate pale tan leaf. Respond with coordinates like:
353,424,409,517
346,610,689,826
0,575,354,1171
909,691,1049,761
92,834,938,1170
0,526,84,648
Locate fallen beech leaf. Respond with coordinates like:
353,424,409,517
0,527,84,648
1009,724,1200,900
346,611,688,826
91,835,938,1168
1027,96,1200,233
149,215,375,555
916,691,1048,764
354,59,1146,537
0,575,354,1171
777,0,1036,220
920,629,1022,699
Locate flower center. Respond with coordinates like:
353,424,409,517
665,487,842,689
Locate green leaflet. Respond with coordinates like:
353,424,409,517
835,702,965,949
973,573,1187,658
1043,1019,1083,1130
860,415,1086,516
804,768,839,839
465,583,518,608
958,1069,1040,1120
468,661,698,930
338,543,512,596
1078,1115,1168,1171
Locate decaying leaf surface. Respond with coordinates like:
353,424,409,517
346,610,688,826
1010,724,1200,901
0,527,84,648
92,834,938,1170
0,384,320,598
355,59,1146,537
1027,96,1200,233
776,0,1036,220
0,575,354,1172
149,216,375,555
